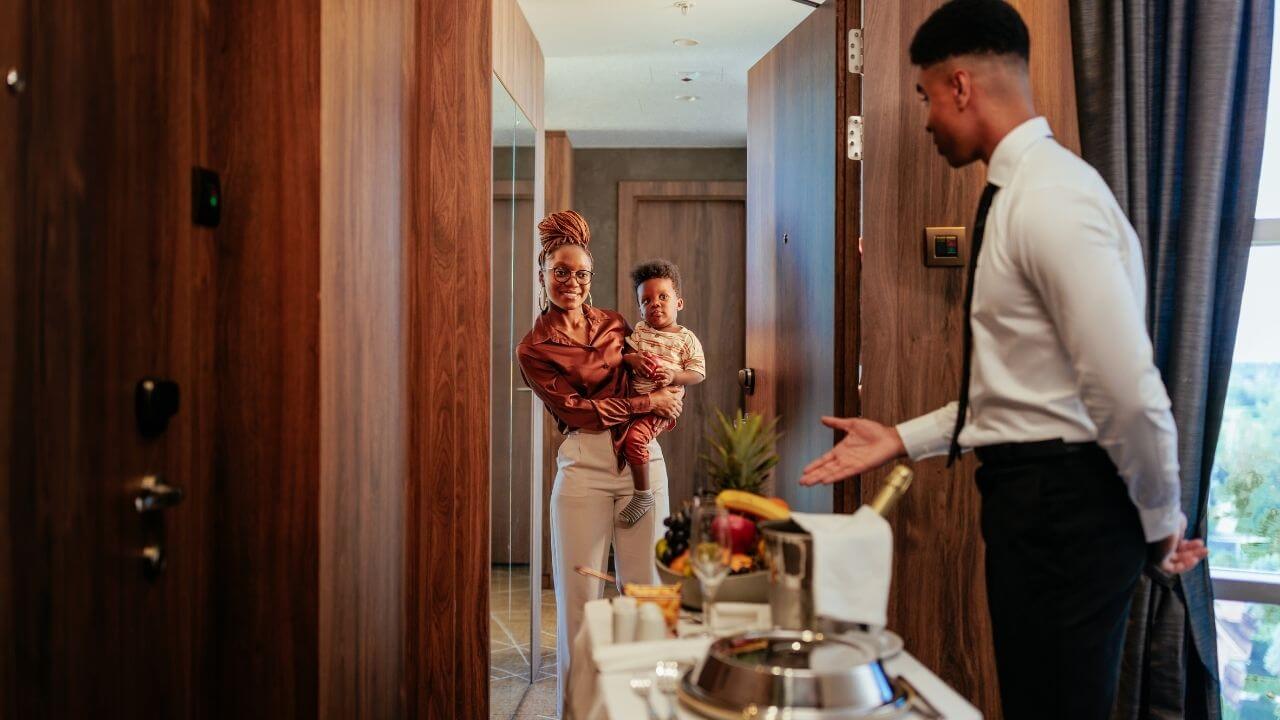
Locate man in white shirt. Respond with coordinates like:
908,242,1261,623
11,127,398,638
799,1,1208,718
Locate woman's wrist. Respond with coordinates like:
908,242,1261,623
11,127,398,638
631,393,653,414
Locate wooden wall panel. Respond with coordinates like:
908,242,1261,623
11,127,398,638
206,1,321,716
404,0,493,715
858,2,1080,717
493,0,545,128
545,130,574,213
318,0,408,717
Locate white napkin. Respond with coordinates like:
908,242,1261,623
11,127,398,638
790,507,892,627
592,637,713,674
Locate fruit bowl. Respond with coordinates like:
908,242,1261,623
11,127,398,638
656,561,769,610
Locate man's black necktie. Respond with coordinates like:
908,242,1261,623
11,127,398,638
947,182,1000,467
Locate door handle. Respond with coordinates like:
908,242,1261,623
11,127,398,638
739,368,756,395
134,474,184,513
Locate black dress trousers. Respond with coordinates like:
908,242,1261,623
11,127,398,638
975,442,1148,720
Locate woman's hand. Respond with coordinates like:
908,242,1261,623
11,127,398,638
648,387,683,419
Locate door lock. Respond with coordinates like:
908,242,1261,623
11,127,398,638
134,474,184,513
738,368,756,396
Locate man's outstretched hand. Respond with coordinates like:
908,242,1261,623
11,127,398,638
799,416,907,486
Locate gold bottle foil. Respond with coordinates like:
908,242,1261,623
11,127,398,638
868,464,914,515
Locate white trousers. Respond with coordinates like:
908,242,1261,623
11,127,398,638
552,429,669,717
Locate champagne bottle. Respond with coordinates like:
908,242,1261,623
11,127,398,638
868,464,913,516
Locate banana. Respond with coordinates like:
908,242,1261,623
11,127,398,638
716,490,790,521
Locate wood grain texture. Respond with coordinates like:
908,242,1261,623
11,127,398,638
0,0,23,710
404,0,493,715
493,0,545,130
616,181,747,509
745,3,838,513
206,1,322,716
833,0,862,513
5,0,215,715
318,0,408,717
540,130,574,587
858,2,1080,717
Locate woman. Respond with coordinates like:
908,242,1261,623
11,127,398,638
516,211,683,713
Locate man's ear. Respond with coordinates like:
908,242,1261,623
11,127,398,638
951,68,972,111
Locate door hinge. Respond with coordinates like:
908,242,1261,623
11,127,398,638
846,116,864,161
848,29,864,74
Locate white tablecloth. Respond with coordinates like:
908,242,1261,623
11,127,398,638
569,599,982,720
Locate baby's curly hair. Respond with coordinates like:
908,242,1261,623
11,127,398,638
630,259,683,297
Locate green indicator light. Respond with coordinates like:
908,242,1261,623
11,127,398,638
210,196,218,207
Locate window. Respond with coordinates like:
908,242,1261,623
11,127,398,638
1210,10,1280,718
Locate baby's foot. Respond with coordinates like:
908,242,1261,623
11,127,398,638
617,489,655,527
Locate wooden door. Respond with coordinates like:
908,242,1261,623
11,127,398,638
1,0,215,716
745,1,841,512
616,181,746,509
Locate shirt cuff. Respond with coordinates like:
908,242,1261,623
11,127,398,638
629,394,652,415
895,412,954,461
1138,505,1183,543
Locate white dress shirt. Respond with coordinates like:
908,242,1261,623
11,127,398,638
896,117,1182,542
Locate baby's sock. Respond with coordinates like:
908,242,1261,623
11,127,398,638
617,489,655,528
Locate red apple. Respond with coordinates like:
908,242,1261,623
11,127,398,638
712,513,758,555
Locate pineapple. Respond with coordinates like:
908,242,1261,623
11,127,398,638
702,409,781,495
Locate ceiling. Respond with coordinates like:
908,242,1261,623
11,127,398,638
519,0,816,148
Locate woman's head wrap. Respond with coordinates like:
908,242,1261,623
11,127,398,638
537,210,592,267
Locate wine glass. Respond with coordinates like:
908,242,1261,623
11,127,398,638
690,497,732,630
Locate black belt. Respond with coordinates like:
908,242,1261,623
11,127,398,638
974,438,1102,466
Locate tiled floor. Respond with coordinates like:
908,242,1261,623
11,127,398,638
490,565,623,718
491,566,559,719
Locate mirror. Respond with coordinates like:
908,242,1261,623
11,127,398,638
490,76,541,715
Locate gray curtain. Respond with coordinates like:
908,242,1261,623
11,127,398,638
1069,1,1275,718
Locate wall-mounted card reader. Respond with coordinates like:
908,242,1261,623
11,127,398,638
924,226,965,267
192,167,221,228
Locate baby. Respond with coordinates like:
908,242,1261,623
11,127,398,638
617,259,706,527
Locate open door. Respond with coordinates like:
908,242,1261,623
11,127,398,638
745,0,859,513
2,2,216,715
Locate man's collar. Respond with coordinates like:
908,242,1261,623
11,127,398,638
986,116,1052,188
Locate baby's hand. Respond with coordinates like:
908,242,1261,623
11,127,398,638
652,367,675,387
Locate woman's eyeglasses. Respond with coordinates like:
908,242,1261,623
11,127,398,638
551,267,594,284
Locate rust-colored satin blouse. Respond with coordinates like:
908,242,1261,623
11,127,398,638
516,306,653,437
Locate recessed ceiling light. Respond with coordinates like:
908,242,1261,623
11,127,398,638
675,95,700,102
678,71,701,83
672,38,699,47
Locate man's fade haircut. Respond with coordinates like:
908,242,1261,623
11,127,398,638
908,0,1030,68
631,259,683,297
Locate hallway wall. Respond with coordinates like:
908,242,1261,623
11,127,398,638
573,148,747,310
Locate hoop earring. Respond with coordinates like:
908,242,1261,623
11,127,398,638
585,292,593,308
538,285,550,312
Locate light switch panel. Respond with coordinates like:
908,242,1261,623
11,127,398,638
924,226,965,267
